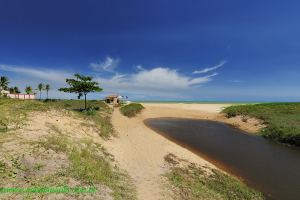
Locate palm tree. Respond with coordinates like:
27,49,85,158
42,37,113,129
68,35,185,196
0,76,9,90
37,83,44,100
25,86,33,94
45,84,50,99
13,86,20,94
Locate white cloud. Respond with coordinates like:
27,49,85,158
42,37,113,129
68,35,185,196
136,65,145,71
0,64,218,99
189,73,218,85
0,64,76,98
193,60,226,74
90,57,119,72
96,67,217,98
0,64,71,83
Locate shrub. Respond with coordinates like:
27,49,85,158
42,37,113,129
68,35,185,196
120,103,144,117
82,108,97,116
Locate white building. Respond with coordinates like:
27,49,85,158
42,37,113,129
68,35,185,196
0,88,36,100
7,93,36,100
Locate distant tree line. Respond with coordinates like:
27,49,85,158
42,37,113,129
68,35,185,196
1,73,103,110
0,76,51,99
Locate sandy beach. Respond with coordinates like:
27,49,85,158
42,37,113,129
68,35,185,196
103,103,264,200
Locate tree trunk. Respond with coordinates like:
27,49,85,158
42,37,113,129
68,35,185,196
40,91,41,100
84,94,87,110
47,90,49,99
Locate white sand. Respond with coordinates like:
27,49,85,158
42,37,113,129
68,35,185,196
103,103,264,200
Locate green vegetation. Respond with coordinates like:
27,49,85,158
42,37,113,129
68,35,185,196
45,84,50,99
0,98,114,139
9,86,21,94
223,103,300,146
120,103,144,117
59,73,103,109
0,98,46,132
25,86,33,94
0,98,128,199
45,99,114,139
165,154,263,200
38,133,136,200
0,76,9,90
36,83,51,99
38,83,44,100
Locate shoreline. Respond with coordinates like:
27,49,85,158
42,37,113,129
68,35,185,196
103,103,265,199
141,103,265,133
143,117,269,198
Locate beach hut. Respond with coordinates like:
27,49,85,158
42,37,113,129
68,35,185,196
105,94,130,105
104,95,120,105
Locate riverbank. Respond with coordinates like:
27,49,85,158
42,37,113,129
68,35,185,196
141,103,265,133
0,99,267,199
223,103,300,146
104,103,264,199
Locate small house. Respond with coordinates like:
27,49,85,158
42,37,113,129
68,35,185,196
104,95,120,105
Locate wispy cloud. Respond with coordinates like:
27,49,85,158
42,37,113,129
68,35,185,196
136,65,145,71
0,64,71,83
193,60,226,74
90,57,120,72
0,64,73,98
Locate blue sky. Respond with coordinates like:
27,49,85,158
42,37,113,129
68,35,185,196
0,0,299,101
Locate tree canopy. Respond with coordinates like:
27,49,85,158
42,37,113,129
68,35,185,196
45,84,50,99
9,86,20,94
37,83,44,100
25,86,33,94
0,76,9,90
59,73,103,109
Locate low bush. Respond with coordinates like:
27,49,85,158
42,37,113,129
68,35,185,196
120,103,144,117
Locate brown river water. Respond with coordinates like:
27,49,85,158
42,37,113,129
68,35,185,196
144,118,300,200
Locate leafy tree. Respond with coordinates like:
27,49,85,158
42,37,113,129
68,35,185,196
25,86,33,94
9,87,15,93
37,83,44,100
45,84,50,99
0,76,9,90
59,74,103,109
10,86,20,94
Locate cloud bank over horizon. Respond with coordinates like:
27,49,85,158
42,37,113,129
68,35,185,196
0,59,222,99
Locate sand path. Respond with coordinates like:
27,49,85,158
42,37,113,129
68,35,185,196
103,103,263,200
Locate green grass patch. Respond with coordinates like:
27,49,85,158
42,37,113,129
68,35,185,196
38,133,136,200
120,103,144,117
222,103,300,146
165,155,264,200
0,98,115,139
0,98,47,132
